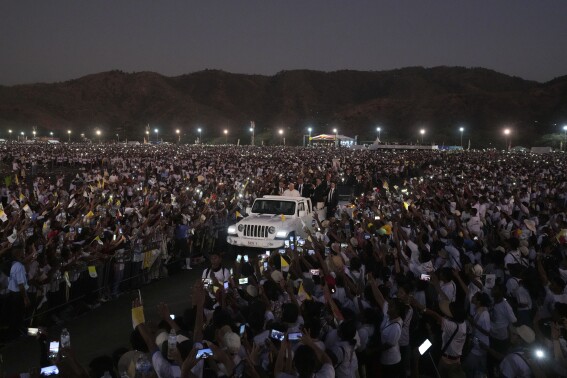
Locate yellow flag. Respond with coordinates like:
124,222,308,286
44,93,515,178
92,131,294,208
14,175,19,185
280,214,286,222
115,199,121,206
235,211,242,218
131,306,145,329
94,235,103,245
86,210,94,218
280,256,289,272
19,193,25,201
382,181,389,190
298,281,311,300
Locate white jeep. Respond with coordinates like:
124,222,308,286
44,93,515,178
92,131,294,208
227,196,323,249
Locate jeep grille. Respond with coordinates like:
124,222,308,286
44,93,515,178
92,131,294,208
243,224,269,238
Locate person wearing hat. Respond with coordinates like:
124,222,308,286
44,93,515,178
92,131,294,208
479,325,543,378
409,295,467,378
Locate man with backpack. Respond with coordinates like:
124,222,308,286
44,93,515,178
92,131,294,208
201,250,231,306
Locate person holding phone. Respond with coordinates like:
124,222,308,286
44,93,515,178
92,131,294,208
201,251,231,300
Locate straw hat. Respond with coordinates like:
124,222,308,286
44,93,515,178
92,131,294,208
524,219,537,233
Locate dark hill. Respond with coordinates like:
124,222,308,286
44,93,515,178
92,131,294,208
0,67,566,147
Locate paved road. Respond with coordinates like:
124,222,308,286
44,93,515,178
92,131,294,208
2,266,203,375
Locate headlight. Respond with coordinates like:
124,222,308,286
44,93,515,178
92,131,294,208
276,230,288,238
228,226,236,234
268,226,276,234
238,224,244,232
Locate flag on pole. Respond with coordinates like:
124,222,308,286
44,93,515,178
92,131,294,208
280,214,286,222
280,256,289,272
298,281,311,300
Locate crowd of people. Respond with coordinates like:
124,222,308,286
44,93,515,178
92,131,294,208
1,141,567,377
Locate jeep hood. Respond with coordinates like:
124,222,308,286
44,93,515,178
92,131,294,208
239,214,291,226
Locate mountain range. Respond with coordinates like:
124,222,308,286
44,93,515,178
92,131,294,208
1,66,566,147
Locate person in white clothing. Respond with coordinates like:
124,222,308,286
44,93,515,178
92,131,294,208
488,283,517,377
275,332,335,378
282,183,301,197
201,251,231,304
368,274,405,377
463,292,492,378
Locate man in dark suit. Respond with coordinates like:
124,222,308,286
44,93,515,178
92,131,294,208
296,177,312,198
312,178,327,209
325,181,339,218
273,180,286,195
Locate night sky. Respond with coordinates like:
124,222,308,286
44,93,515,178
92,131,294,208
2,0,567,86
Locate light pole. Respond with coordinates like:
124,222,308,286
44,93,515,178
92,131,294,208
376,127,381,142
145,130,149,143
250,121,255,146
197,128,202,144
420,129,425,144
333,128,338,147
308,127,312,146
116,134,119,142
154,128,159,143
224,129,228,144
50,131,54,138
504,128,510,151
250,127,255,145
67,130,71,142
80,133,85,141
176,129,180,144
21,131,25,141
8,129,12,140
279,129,285,145
563,125,567,151
459,127,464,147
32,130,36,139
96,129,101,144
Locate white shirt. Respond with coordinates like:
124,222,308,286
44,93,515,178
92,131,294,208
152,350,181,378
441,318,467,357
283,189,300,197
380,302,402,365
515,285,532,311
440,281,457,303
470,309,491,356
8,261,28,293
201,266,231,283
330,341,357,378
506,277,521,297
499,352,532,378
504,250,524,271
490,300,517,340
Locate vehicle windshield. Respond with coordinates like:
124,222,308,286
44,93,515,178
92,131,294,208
252,200,296,215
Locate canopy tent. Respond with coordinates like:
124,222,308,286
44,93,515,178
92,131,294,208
310,134,355,146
